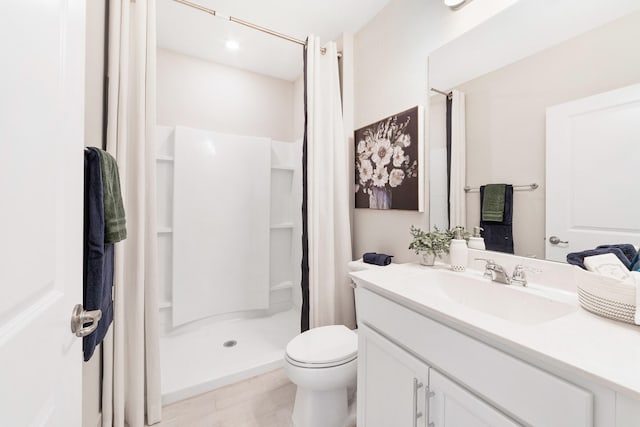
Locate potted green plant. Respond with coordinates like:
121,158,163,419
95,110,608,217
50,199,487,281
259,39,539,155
408,225,454,266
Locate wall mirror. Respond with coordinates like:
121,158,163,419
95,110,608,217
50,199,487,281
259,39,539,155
428,1,640,262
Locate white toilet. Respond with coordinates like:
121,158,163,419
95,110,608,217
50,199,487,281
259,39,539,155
284,324,358,427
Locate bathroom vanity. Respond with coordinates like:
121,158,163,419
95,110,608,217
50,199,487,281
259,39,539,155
350,263,640,426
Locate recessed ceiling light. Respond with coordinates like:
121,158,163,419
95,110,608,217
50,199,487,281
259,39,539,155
225,40,239,51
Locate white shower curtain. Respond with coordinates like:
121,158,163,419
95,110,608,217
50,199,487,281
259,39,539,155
101,0,162,426
305,36,355,329
449,90,466,229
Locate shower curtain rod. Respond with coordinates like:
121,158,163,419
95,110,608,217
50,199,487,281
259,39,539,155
430,88,452,98
174,0,305,46
173,0,340,56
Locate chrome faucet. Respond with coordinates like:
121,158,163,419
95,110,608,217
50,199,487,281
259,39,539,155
475,259,529,287
477,259,511,284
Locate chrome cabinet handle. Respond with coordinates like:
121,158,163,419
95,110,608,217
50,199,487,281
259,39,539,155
426,386,435,427
413,378,424,427
549,236,569,245
70,304,102,337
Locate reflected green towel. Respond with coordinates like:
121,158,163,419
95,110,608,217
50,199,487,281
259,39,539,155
482,184,506,222
98,149,127,243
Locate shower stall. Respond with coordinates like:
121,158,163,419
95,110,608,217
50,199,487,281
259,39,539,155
155,125,302,404
155,0,307,404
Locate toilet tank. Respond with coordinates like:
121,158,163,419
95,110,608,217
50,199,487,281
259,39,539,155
347,260,392,327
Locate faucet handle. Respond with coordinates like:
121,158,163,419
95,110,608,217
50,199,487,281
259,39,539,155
474,258,496,279
512,264,526,278
511,264,538,287
514,264,542,274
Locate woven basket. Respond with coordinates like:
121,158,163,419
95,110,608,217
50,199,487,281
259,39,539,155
574,267,638,325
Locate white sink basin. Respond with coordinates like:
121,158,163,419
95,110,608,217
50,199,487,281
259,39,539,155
432,271,577,325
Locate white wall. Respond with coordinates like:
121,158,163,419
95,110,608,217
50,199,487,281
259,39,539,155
85,1,105,149
428,95,448,231
352,0,518,263
157,49,296,141
428,0,640,91
459,11,640,258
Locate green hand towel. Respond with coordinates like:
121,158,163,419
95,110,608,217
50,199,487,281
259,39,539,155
482,184,506,222
98,149,127,243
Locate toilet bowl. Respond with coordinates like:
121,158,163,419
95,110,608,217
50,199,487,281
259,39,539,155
284,325,358,427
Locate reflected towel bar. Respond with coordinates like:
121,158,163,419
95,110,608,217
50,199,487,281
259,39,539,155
464,183,539,193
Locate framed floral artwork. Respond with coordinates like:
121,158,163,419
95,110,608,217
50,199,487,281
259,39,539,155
354,106,424,211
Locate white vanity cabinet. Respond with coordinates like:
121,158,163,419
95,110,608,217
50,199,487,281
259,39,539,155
358,324,520,427
358,324,429,426
356,287,598,427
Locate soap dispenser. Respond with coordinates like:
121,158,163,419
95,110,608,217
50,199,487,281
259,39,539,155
450,226,468,272
468,226,486,250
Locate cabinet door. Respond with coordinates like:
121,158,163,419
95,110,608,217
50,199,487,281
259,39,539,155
358,324,429,427
429,369,520,427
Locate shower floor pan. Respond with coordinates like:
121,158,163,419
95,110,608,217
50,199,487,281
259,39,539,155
160,308,299,405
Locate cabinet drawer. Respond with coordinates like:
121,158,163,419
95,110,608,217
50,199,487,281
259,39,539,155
357,288,593,427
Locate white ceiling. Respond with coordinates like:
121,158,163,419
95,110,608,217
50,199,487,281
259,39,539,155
157,0,392,81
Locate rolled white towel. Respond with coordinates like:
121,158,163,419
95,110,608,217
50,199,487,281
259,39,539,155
584,253,632,282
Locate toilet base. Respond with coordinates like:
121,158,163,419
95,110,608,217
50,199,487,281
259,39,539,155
292,386,348,427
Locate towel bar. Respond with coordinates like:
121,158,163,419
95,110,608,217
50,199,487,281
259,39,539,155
464,183,538,193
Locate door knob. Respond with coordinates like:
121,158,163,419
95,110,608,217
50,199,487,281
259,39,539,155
70,304,102,337
549,236,569,245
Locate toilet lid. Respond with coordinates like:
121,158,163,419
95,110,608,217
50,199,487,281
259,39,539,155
286,325,357,365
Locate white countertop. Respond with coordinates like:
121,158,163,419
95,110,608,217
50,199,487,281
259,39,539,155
350,262,640,400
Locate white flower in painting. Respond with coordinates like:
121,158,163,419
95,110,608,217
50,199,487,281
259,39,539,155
392,146,407,167
396,133,411,148
357,138,373,161
389,169,405,188
371,166,389,187
371,138,392,167
358,160,374,183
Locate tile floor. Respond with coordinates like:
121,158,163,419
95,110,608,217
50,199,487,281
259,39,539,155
154,368,296,427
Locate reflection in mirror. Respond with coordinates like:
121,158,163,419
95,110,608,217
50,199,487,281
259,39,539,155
429,9,640,261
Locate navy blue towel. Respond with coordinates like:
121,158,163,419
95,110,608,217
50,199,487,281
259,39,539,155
363,252,393,266
480,185,514,254
566,248,632,270
83,148,114,362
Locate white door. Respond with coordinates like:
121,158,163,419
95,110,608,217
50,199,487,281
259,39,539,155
428,369,520,427
546,84,640,262
358,324,429,427
0,1,85,426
